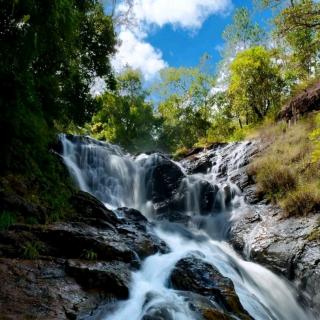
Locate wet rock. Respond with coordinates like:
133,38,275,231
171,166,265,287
181,143,227,175
197,181,220,214
117,207,148,224
66,260,131,298
0,223,136,263
152,180,221,221
178,292,234,320
0,258,106,320
188,156,214,174
149,155,185,203
169,255,252,319
142,305,175,320
71,191,120,227
1,217,168,265
0,191,170,319
229,205,320,314
0,187,47,223
156,210,191,224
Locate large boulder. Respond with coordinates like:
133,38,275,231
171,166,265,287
278,81,320,121
66,260,131,299
0,258,106,320
148,155,185,204
169,255,252,319
229,204,320,315
198,181,220,213
70,191,121,227
0,192,170,319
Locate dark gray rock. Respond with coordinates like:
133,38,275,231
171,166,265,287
71,191,121,228
169,255,252,319
0,258,106,320
0,192,170,319
229,205,320,314
66,260,131,299
149,154,185,204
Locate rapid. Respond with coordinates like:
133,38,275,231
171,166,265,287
60,134,313,320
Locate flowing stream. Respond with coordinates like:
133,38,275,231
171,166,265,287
60,134,313,320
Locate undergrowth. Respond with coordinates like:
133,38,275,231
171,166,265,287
248,113,320,216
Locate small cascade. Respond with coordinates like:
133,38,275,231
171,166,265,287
60,134,313,320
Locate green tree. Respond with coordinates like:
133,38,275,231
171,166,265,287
228,46,283,125
259,0,320,79
275,0,320,78
206,91,237,142
223,7,264,52
154,64,216,150
91,68,157,152
0,0,116,171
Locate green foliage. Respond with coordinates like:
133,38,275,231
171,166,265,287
91,68,158,152
0,0,116,171
223,7,265,52
309,113,320,162
0,211,16,231
23,241,42,259
266,0,320,81
229,46,284,124
0,1,116,224
154,63,216,151
82,249,98,261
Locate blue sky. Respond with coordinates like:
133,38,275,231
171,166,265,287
111,0,273,79
146,0,271,68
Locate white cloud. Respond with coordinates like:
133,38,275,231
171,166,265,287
113,0,233,79
132,0,232,29
112,30,168,80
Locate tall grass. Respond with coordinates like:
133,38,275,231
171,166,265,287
249,114,320,216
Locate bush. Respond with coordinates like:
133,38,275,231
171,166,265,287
249,114,320,216
23,241,42,259
309,113,320,163
252,158,296,199
308,225,320,241
0,211,16,231
82,249,98,261
281,184,320,216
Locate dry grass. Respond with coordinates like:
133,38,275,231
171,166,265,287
248,113,320,216
281,183,320,216
249,157,296,199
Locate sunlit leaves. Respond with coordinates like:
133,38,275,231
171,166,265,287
229,46,283,124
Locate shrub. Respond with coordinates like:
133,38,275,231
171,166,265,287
0,211,16,231
248,114,320,216
281,184,320,216
173,146,190,160
308,225,320,241
251,157,296,199
309,113,320,163
23,241,42,259
82,249,98,261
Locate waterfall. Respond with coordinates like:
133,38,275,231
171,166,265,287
60,134,313,320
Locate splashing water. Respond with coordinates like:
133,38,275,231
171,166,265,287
60,134,313,320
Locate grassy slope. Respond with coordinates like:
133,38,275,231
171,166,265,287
248,113,320,216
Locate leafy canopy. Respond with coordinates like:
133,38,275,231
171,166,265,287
0,0,117,170
154,63,216,150
229,46,283,124
91,68,158,152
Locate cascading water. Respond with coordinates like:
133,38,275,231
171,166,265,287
60,134,314,320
